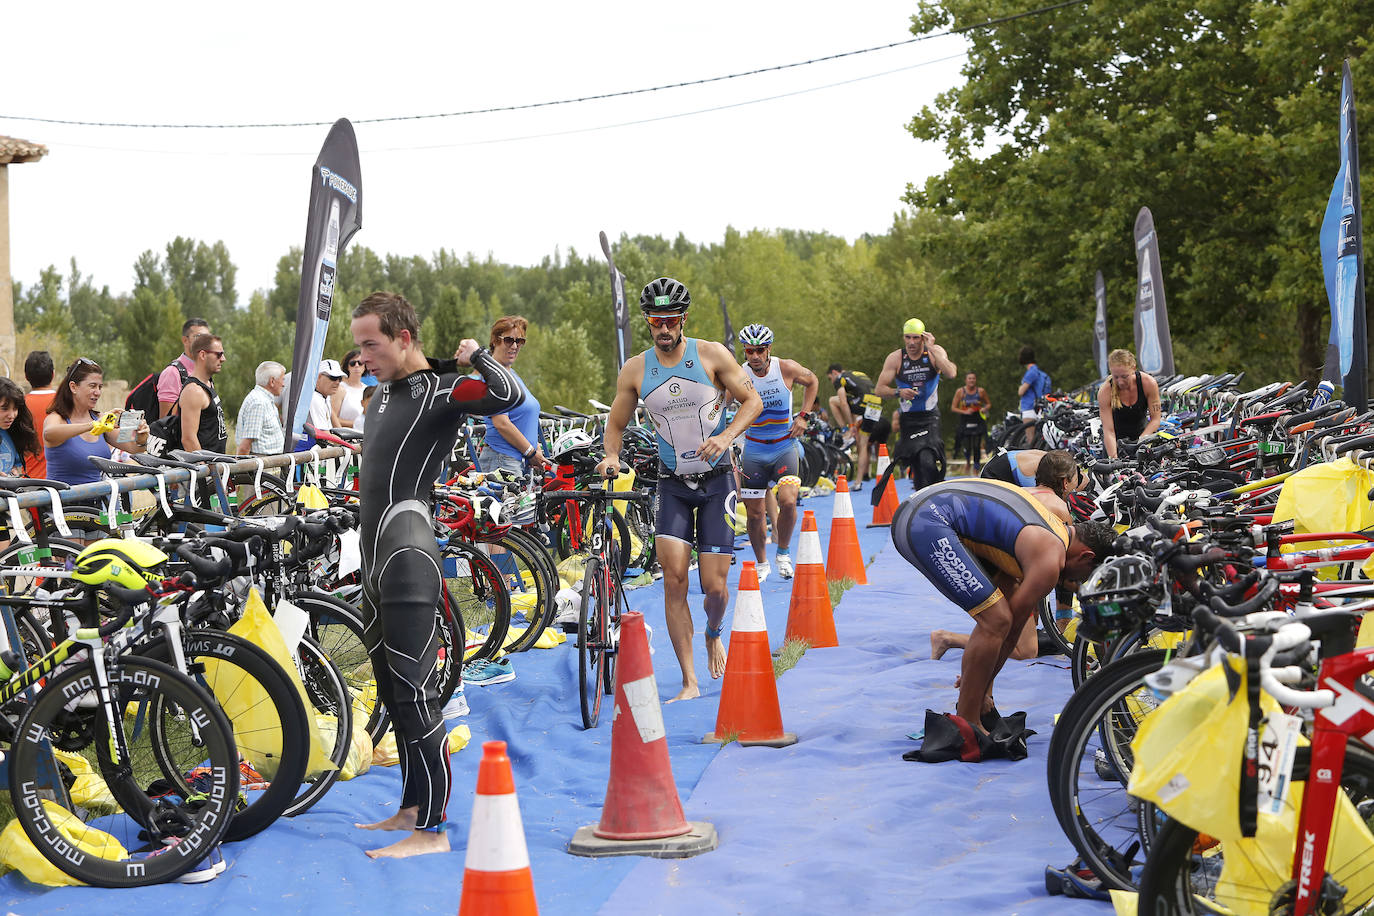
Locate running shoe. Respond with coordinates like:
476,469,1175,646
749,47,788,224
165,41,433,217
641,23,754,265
756,560,772,584
442,688,470,719
135,840,227,884
463,657,515,687
776,555,794,579
851,481,864,492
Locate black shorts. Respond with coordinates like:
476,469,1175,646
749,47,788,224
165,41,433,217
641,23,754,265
861,415,892,445
655,471,736,555
893,410,942,463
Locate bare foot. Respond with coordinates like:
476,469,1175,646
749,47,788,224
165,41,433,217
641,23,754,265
705,634,727,679
355,808,417,832
930,629,957,660
666,683,701,703
365,829,450,859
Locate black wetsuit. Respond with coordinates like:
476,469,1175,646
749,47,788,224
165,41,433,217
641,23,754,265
358,349,522,829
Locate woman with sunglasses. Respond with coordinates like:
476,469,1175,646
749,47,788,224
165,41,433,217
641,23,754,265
476,316,548,474
44,357,149,487
332,348,369,429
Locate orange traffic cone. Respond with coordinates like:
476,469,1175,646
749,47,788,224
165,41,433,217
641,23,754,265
868,444,900,528
785,511,838,648
703,562,798,747
459,741,538,916
826,476,868,585
568,611,717,858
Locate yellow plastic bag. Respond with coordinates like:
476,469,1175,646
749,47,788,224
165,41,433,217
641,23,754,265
1359,612,1374,649
230,589,336,778
534,626,565,649
1129,658,1270,841
317,713,373,781
372,724,471,767
50,749,120,815
200,648,288,781
556,555,586,589
0,800,127,886
295,483,329,510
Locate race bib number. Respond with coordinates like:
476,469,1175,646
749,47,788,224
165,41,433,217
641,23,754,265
1256,710,1300,815
862,394,883,422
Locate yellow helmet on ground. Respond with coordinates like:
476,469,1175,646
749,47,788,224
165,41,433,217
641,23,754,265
73,539,169,590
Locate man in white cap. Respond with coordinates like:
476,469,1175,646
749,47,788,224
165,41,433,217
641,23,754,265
876,318,957,488
310,358,346,435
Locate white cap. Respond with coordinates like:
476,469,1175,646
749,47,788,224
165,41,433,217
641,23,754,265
318,359,345,379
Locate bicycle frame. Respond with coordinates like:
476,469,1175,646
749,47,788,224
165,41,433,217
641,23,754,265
1293,644,1374,915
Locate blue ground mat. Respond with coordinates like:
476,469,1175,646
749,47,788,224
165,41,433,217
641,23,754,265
0,478,1107,915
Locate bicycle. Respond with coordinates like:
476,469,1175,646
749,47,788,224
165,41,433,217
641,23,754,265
0,565,240,886
569,478,654,729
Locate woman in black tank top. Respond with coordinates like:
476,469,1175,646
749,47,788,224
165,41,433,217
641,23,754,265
1097,349,1159,458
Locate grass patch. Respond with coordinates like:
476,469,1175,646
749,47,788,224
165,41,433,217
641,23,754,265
711,730,741,747
772,637,809,679
828,577,857,609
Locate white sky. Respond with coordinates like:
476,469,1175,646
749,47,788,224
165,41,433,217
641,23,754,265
2,2,968,299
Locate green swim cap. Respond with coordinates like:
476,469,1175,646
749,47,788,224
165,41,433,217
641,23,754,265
903,318,925,335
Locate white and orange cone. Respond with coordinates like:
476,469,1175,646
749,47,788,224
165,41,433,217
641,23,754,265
459,741,538,916
703,561,798,747
826,476,868,585
868,444,900,528
785,511,838,648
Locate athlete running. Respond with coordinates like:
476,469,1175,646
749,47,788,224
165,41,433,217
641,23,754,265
735,324,819,582
891,479,1112,733
349,291,523,859
876,319,957,486
598,278,762,701
826,363,888,489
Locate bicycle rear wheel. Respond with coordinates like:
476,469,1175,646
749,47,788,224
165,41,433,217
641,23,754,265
578,557,608,729
488,527,558,654
293,591,387,743
283,633,353,817
445,543,512,665
7,656,239,887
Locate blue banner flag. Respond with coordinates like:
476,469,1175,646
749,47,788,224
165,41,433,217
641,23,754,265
1093,270,1108,378
1319,60,1367,409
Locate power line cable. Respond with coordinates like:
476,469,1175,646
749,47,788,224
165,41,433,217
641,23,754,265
0,0,1087,131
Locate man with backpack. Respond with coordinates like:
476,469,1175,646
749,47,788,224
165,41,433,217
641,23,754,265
1017,346,1052,420
157,318,211,417
876,318,957,490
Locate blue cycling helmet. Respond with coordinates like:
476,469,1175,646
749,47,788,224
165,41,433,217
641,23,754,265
739,324,773,347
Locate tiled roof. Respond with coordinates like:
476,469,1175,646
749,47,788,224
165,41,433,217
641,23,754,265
0,136,47,165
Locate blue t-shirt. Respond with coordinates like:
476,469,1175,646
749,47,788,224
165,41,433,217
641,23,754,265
1020,365,1049,412
0,429,19,475
481,371,541,459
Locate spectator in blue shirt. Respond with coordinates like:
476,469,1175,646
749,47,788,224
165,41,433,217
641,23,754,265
1017,346,1051,420
477,316,547,475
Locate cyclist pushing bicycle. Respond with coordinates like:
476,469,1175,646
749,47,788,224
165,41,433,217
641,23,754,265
597,277,761,702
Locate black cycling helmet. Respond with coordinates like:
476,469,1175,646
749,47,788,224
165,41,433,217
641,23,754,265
640,277,691,315
1076,554,1162,641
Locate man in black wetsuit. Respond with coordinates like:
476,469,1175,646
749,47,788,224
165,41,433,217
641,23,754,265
349,291,522,859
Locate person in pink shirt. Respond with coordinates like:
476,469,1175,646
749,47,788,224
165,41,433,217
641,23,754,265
157,317,210,417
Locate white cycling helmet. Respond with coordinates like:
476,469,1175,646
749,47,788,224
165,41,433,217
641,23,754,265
552,428,597,458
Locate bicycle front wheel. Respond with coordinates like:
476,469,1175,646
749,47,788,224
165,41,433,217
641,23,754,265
1138,744,1374,915
8,656,240,887
579,557,608,730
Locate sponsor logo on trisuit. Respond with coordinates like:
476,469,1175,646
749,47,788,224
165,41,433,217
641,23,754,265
930,536,981,595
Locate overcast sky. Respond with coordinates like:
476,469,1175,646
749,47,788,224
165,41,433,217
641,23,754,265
2,2,968,300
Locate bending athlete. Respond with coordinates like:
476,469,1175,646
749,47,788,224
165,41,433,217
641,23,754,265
736,323,818,581
892,478,1113,732
350,291,523,859
598,278,762,701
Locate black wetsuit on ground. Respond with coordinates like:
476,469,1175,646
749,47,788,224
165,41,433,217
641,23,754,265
358,349,522,829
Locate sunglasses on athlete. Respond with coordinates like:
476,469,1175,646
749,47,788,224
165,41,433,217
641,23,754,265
499,336,527,347
744,346,769,356
645,315,683,329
